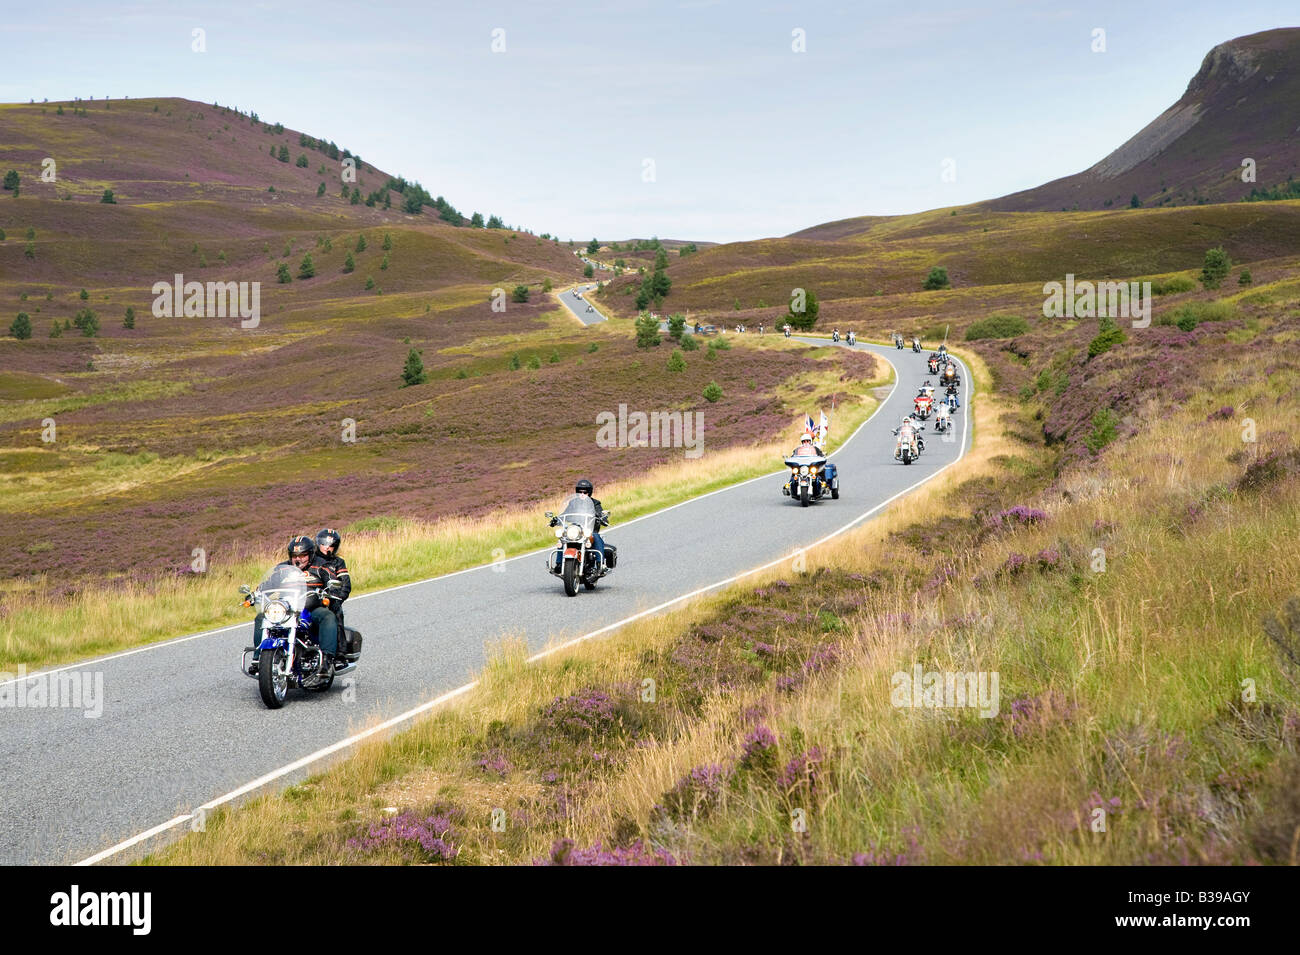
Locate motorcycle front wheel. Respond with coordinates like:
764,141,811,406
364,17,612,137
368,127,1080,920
800,484,811,507
258,647,289,709
562,557,579,596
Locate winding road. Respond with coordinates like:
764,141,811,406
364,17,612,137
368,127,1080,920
0,339,970,865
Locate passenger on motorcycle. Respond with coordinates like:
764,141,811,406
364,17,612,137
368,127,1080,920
312,527,351,657
252,536,337,675
552,479,617,568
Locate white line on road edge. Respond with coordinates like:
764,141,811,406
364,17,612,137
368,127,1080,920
5,344,900,691
75,349,969,866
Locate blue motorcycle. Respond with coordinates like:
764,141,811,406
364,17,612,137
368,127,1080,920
782,446,839,506
240,564,361,709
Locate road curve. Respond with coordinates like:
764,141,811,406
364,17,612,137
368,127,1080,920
0,341,971,864
556,285,608,325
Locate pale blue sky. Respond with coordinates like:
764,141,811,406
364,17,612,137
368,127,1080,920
1,1,1294,242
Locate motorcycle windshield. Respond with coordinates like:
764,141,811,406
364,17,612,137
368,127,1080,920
559,495,598,536
258,563,309,611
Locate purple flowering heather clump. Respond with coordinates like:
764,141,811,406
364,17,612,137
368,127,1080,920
752,641,776,657
739,724,778,770
1206,405,1234,422
740,702,770,725
777,745,826,798
346,810,460,862
987,506,1048,532
851,828,922,865
1036,547,1062,570
540,688,620,741
476,747,513,777
802,643,841,675
999,552,1028,576
1005,690,1076,739
544,838,678,866
657,763,730,820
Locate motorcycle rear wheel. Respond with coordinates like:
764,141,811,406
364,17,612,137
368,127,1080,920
562,557,579,596
258,647,289,709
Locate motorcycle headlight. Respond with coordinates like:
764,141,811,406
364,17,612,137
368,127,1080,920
554,526,564,538
264,600,291,626
566,524,583,541
799,465,809,476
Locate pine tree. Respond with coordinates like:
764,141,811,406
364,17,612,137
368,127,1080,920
356,234,367,252
299,253,315,279
10,312,31,339
277,263,292,283
382,232,392,250
343,252,355,273
401,348,426,387
123,306,135,329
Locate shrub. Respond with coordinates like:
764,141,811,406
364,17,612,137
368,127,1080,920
364,276,375,290
1238,268,1252,286
667,313,685,340
2,170,19,192
786,289,820,331
667,349,686,372
49,321,62,338
1084,407,1119,453
380,254,389,271
965,314,1028,340
703,380,723,402
401,348,426,387
277,263,291,283
922,266,950,290
634,312,660,348
122,306,134,329
343,252,354,273
1199,246,1231,290
542,277,553,292
72,307,99,337
587,342,599,353
548,349,560,364
508,353,521,370
298,254,315,279
1152,275,1195,295
316,182,325,197
680,333,699,352
584,263,594,278
1087,317,1125,358
276,144,289,163
295,154,308,167
9,312,32,339
79,288,89,301
24,241,35,259
355,233,367,253
100,188,116,204
526,354,541,370
511,285,529,303
708,336,730,351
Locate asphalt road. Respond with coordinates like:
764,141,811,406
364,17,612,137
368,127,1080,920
0,340,970,865
557,285,607,325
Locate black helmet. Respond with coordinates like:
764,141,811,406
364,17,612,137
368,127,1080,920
315,527,341,555
288,535,316,560
575,478,594,495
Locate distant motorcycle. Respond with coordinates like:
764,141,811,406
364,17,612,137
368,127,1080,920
911,338,921,353
546,495,614,596
913,393,933,420
942,362,960,387
783,445,838,506
832,330,840,343
846,331,856,346
240,566,361,709
927,356,940,374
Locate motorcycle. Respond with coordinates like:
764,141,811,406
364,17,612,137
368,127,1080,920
894,425,922,465
913,393,933,420
944,388,960,412
832,330,840,343
846,331,856,346
941,362,960,387
894,334,904,349
546,495,614,596
783,445,838,506
927,356,940,374
911,339,921,353
933,408,951,433
240,565,361,709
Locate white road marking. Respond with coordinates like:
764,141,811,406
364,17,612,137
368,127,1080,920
75,346,971,865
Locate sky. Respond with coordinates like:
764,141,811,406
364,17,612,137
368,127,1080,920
1,0,1295,242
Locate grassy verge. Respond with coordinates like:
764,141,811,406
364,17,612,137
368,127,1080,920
149,337,1300,865
2,342,891,671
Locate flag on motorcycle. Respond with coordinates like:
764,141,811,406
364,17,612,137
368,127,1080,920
803,414,816,440
818,411,830,446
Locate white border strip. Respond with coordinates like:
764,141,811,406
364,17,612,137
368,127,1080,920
75,346,971,865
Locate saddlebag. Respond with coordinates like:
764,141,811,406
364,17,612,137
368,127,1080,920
341,626,363,658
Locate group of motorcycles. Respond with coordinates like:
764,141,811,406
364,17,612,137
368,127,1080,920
895,344,962,465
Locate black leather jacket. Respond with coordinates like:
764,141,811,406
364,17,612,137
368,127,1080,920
311,554,351,604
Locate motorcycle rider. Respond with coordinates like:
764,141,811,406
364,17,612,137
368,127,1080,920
553,479,617,568
250,536,337,676
893,415,925,453
312,527,351,660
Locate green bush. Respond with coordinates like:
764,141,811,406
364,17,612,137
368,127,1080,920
667,313,685,340
100,188,116,204
708,336,731,351
401,348,426,387
526,355,541,370
1087,317,1125,358
667,349,686,372
587,342,599,353
1199,247,1231,290
635,312,660,348
680,333,699,352
73,307,99,337
511,285,529,303
1156,300,1237,328
508,353,521,370
1085,407,1119,453
277,263,291,283
922,266,950,290
1151,275,1195,295
298,254,315,279
10,312,32,339
703,381,723,402
548,349,560,364
965,314,1028,340
123,306,135,329
1238,268,1252,286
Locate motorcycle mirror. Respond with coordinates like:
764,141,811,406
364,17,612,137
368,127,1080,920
239,585,251,595
545,511,554,519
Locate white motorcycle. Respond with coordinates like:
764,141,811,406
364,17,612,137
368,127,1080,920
546,496,615,596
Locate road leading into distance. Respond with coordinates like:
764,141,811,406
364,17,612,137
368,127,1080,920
0,339,970,865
